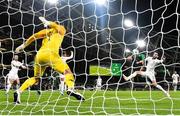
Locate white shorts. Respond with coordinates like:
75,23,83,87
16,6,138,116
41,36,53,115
173,81,178,85
96,83,102,87
141,71,156,82
60,75,65,82
7,74,19,82
60,75,65,78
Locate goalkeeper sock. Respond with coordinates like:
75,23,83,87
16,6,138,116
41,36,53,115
19,77,38,92
65,74,75,90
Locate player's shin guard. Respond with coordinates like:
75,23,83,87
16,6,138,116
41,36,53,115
19,77,38,92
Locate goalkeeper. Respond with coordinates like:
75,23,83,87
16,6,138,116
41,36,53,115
14,17,85,104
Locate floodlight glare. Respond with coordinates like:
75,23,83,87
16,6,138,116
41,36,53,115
136,40,145,48
47,0,58,4
124,19,134,28
95,0,107,5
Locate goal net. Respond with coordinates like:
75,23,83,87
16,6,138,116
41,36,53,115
0,0,179,115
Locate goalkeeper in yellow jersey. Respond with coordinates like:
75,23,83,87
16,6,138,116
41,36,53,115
14,17,85,104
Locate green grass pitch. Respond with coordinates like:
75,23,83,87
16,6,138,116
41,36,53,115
0,90,180,115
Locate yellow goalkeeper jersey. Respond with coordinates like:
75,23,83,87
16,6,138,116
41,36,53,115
39,28,64,54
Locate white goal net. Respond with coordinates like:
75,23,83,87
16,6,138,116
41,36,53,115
0,0,180,115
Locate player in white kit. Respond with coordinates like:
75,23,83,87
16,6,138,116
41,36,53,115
123,52,170,98
96,76,102,90
5,55,26,94
60,51,73,95
172,71,179,91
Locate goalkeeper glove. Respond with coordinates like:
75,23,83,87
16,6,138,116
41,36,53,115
15,44,25,53
39,17,50,27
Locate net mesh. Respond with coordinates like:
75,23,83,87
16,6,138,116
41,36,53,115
0,0,180,115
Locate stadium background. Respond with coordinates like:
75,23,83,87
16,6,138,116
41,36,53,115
0,0,179,90
1,0,180,115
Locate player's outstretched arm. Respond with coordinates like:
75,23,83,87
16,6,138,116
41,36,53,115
15,29,50,53
21,64,27,69
178,74,180,82
136,60,144,65
156,57,165,64
39,17,66,35
24,29,51,46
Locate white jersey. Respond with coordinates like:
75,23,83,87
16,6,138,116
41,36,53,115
145,57,163,73
141,57,163,81
96,78,102,86
172,74,179,83
8,60,23,76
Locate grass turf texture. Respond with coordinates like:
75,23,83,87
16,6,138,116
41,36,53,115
0,90,180,115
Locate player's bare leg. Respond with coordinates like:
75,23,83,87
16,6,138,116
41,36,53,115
123,71,143,81
122,74,128,81
6,78,19,94
6,79,12,95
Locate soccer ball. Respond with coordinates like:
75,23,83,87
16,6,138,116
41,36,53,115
133,49,139,55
